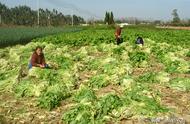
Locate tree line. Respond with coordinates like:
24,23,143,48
104,9,190,26
0,2,85,26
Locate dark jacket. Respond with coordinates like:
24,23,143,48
136,37,144,45
31,52,46,67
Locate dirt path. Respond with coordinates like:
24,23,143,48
157,26,190,30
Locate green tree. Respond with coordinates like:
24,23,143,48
104,11,109,24
109,11,114,25
11,6,35,25
188,19,190,26
0,2,85,26
0,2,12,24
39,9,47,26
172,9,180,24
104,11,114,25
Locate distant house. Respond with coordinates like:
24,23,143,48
118,23,130,27
80,24,89,26
140,22,150,25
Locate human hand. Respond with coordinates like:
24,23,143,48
40,64,45,68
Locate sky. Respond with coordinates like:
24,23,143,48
0,0,190,21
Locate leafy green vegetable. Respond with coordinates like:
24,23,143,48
38,84,70,110
137,72,157,84
186,50,190,57
129,51,149,67
88,74,110,89
62,103,94,124
112,46,126,55
14,79,48,97
168,78,190,91
156,72,170,83
74,85,97,103
123,82,168,117
95,93,122,119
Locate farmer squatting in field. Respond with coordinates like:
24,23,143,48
28,46,49,69
136,36,144,45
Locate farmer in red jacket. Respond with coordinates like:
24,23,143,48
115,25,123,45
28,46,48,69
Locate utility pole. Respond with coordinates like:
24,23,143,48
24,0,27,6
37,0,40,26
48,15,50,26
93,17,95,26
71,10,73,26
0,14,1,25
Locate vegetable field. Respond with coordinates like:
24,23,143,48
0,27,82,48
0,26,190,123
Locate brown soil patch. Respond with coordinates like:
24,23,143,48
184,56,190,61
132,63,164,76
89,51,106,57
76,71,96,89
154,84,190,115
96,85,123,97
132,68,147,76
170,73,190,79
79,71,95,81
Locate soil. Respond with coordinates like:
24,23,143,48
157,26,190,30
96,85,123,97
